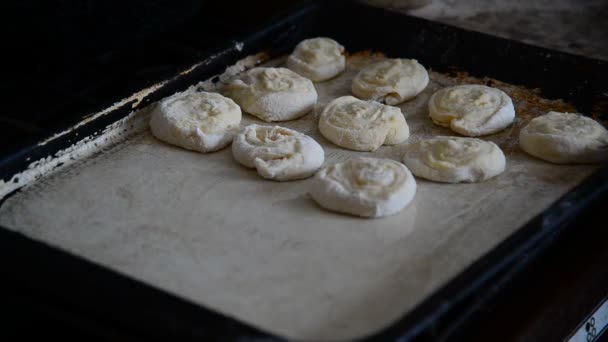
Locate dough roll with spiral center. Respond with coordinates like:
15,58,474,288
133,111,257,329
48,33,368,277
402,136,506,183
223,67,317,122
428,84,515,136
519,111,608,164
232,124,324,181
351,58,429,105
319,96,409,152
310,157,416,218
149,91,241,153
287,37,346,82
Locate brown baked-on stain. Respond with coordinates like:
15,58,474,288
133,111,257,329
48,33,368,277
445,71,579,154
346,50,387,68
341,53,585,153
591,98,608,126
449,71,577,121
347,50,387,59
344,55,577,120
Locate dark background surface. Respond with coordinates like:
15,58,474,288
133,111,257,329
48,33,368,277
1,0,294,155
1,1,607,341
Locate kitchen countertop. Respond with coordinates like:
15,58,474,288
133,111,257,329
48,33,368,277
405,0,608,61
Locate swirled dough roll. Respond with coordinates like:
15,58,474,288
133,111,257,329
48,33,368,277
232,124,324,181
223,67,317,122
429,84,515,136
351,58,429,105
319,96,409,152
287,37,346,82
310,157,416,218
519,111,608,164
149,91,241,153
402,136,506,183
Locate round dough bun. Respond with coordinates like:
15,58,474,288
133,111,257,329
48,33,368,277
429,84,515,136
287,37,346,82
310,157,416,218
519,111,608,164
149,91,241,153
232,124,324,181
319,95,409,152
351,58,429,105
403,136,506,183
223,67,317,122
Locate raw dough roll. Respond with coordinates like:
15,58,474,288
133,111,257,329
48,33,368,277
149,91,241,153
223,67,317,122
319,95,409,152
287,37,346,82
519,111,608,164
351,58,429,105
402,136,506,183
232,124,324,181
310,157,417,218
429,84,515,136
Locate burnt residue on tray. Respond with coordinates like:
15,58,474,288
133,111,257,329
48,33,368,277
346,53,579,124
440,70,578,153
450,71,577,119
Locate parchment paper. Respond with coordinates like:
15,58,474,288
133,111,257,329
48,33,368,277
0,53,597,340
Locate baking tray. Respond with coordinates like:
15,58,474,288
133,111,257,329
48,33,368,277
1,1,607,340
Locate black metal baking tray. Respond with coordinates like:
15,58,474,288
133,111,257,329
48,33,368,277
2,1,607,340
